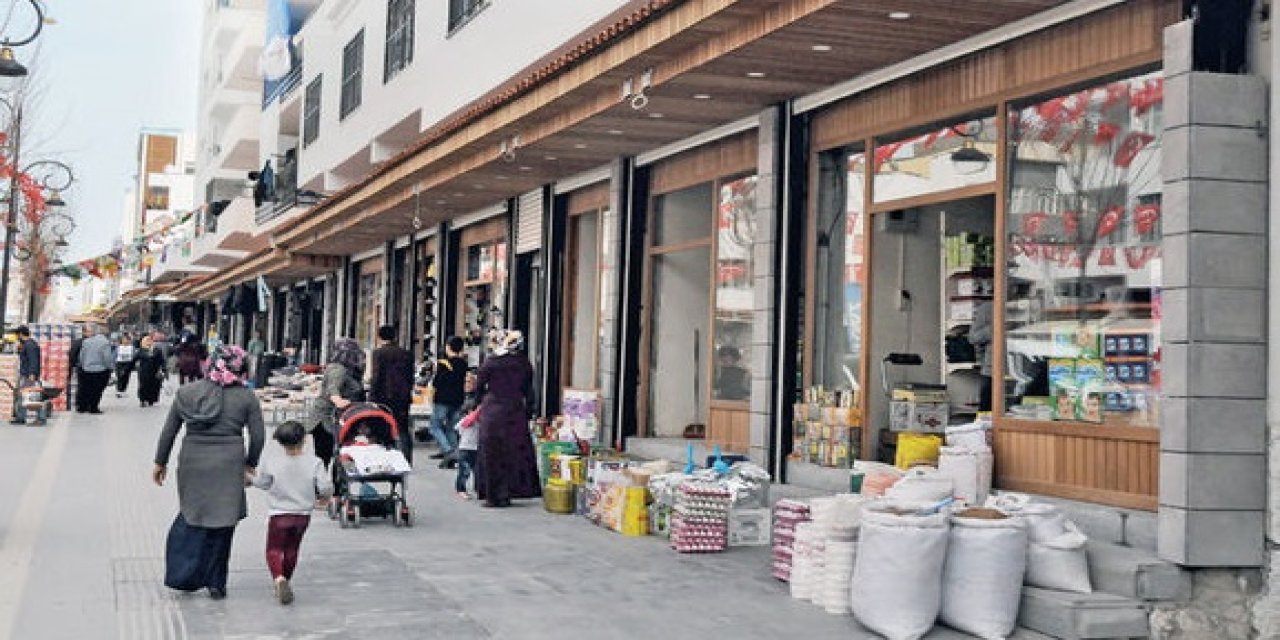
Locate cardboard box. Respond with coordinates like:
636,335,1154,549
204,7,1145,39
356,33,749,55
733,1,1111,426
889,401,948,433
729,508,771,546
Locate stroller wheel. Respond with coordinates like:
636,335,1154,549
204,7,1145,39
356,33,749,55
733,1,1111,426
348,503,361,529
337,500,350,529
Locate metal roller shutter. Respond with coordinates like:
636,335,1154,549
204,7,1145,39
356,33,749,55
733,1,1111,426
516,188,544,254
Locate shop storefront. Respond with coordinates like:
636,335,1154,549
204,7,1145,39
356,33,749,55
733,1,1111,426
794,0,1176,509
410,232,439,361
639,132,758,451
452,213,509,366
349,255,385,350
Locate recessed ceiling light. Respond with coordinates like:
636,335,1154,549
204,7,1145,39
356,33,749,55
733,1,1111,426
435,199,447,205
519,166,532,171
573,143,588,149
544,155,558,161
693,93,712,100
608,129,625,135
888,11,911,20
472,184,484,189
747,71,767,78
453,192,465,197
495,175,509,180
811,44,832,52
648,112,665,119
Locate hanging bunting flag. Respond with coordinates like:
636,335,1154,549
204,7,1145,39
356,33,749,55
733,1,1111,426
1096,206,1124,239
1134,203,1161,235
1097,246,1117,266
1061,211,1081,236
1124,246,1160,269
1113,132,1155,168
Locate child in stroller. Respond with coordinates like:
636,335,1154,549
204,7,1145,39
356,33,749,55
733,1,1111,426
328,402,414,528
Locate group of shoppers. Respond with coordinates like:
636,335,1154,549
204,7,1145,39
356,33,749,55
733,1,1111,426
149,324,543,604
69,325,172,413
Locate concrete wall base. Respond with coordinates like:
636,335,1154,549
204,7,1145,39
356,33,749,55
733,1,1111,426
1151,567,1263,638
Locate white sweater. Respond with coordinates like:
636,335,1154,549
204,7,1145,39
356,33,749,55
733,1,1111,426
252,453,333,516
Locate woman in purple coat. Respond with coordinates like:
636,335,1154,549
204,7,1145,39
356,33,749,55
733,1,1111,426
474,330,541,508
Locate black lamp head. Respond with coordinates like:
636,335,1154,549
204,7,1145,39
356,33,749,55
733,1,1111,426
0,47,26,78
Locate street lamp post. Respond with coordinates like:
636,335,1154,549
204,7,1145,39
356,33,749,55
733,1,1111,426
0,100,23,332
5,160,73,325
0,0,46,78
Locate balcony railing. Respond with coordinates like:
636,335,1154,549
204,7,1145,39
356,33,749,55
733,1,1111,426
255,153,319,225
262,64,303,110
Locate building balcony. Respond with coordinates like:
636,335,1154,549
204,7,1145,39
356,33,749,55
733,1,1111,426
262,63,303,110
210,103,260,173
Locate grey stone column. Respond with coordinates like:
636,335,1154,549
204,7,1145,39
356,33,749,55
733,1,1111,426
748,106,784,465
1159,21,1268,567
597,159,628,446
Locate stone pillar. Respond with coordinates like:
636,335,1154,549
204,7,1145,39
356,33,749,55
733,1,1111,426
598,159,628,446
748,105,784,465
1159,20,1268,567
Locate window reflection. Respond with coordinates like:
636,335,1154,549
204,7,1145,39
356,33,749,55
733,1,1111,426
873,115,997,203
712,176,757,402
1003,72,1163,426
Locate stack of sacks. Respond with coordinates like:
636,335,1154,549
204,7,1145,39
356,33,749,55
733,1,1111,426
771,499,811,581
789,521,822,601
816,495,866,616
0,354,18,418
937,419,995,506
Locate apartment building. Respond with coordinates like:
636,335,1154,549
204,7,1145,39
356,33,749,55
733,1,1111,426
114,129,195,300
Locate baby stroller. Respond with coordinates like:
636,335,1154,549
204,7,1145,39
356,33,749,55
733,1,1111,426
327,402,414,528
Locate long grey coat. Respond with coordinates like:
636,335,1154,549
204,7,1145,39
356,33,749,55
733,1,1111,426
310,363,363,435
154,380,265,529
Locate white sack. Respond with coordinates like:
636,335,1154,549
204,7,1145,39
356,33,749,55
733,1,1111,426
937,446,994,506
851,509,950,640
945,423,989,450
940,513,1028,639
1015,503,1092,593
884,467,953,508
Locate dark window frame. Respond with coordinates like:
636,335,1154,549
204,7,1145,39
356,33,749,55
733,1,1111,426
384,0,415,82
303,75,322,147
447,0,488,35
340,30,365,120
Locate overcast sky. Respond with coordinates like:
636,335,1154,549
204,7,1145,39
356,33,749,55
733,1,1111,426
27,0,200,260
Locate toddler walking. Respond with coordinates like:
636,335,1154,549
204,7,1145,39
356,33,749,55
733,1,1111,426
454,408,480,499
250,421,333,604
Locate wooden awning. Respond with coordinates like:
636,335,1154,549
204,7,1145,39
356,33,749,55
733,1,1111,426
260,0,1067,258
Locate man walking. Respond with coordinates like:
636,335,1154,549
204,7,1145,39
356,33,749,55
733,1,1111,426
11,326,41,425
428,337,469,469
370,325,416,465
77,324,114,414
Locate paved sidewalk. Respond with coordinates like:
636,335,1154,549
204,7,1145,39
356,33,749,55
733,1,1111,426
0,390,979,640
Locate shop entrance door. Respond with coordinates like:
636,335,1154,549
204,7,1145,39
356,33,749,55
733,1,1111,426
867,195,995,462
647,246,711,438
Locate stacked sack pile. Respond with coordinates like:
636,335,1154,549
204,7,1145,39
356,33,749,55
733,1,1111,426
770,499,810,581
788,521,823,601
766,413,1097,640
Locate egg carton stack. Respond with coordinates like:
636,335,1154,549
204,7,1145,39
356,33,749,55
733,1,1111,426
789,521,824,601
771,499,811,581
670,480,731,553
32,324,76,412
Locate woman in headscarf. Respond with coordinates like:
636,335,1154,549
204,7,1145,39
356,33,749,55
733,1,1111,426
309,338,366,468
175,334,207,385
135,335,166,407
474,329,541,508
152,345,264,599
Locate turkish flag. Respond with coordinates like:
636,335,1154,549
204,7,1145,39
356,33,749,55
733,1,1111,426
1022,212,1050,236
1096,206,1124,239
1061,211,1081,236
1131,78,1164,116
1017,242,1040,263
1114,132,1155,168
1134,203,1161,235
